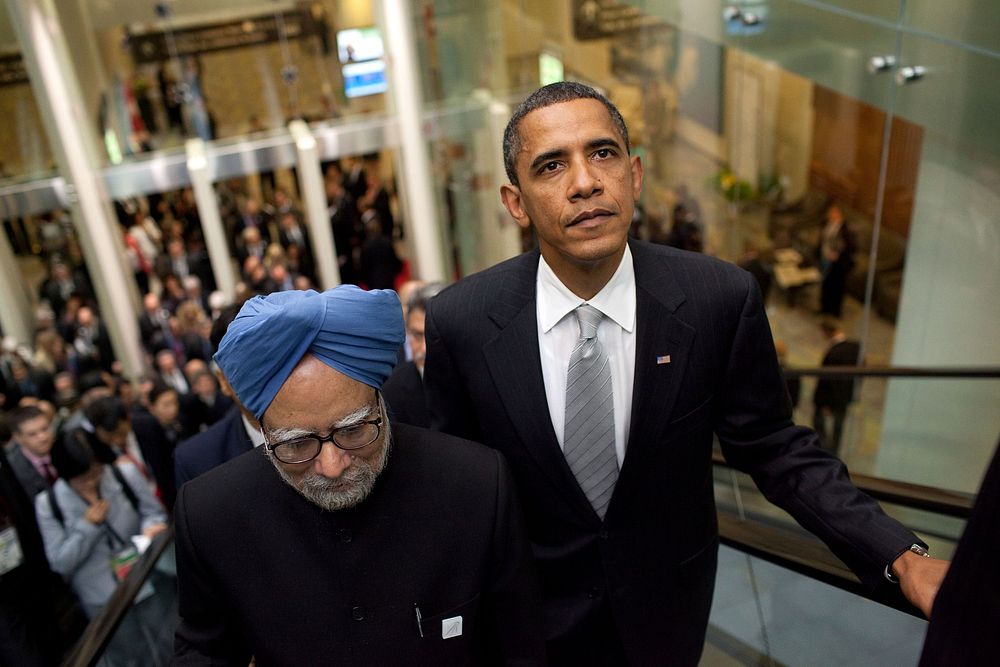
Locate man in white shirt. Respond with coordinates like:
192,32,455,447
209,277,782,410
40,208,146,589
424,81,947,665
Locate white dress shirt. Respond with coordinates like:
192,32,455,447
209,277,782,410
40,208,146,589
536,246,636,467
242,413,265,448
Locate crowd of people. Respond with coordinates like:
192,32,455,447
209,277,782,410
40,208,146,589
0,150,410,665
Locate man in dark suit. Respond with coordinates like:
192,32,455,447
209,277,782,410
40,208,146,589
382,282,445,428
813,317,862,455
818,203,856,318
174,304,254,489
173,286,544,665
424,82,947,665
6,405,59,499
0,449,72,666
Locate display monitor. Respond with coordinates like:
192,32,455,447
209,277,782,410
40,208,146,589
342,59,388,98
336,27,384,64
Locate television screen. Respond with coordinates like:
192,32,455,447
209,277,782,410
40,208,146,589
342,60,388,98
336,27,385,64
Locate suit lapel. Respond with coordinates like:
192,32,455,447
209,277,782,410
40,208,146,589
616,242,696,494
482,251,598,522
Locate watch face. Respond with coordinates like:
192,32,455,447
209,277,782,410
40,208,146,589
910,544,930,557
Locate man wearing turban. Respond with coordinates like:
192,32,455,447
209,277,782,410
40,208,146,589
172,286,545,665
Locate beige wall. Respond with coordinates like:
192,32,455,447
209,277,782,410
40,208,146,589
0,84,53,176
725,49,813,201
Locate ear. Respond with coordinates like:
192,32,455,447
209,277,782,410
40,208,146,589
630,154,644,201
500,183,532,230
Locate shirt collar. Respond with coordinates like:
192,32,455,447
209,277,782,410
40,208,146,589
241,412,265,448
537,245,636,334
20,447,52,467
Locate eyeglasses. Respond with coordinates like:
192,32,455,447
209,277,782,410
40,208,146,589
264,403,384,464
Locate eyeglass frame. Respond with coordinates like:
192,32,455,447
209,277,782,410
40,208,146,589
262,391,385,464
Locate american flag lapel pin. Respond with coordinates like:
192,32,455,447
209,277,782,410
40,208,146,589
656,355,671,365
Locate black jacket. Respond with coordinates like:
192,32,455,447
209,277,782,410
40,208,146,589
173,422,545,665
424,240,917,665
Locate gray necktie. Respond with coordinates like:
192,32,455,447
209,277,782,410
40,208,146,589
563,304,618,519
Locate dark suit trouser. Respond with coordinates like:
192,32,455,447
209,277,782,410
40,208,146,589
814,405,847,455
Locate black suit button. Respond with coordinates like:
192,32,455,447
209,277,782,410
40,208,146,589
599,529,609,540
588,586,601,599
340,529,353,543
352,606,366,621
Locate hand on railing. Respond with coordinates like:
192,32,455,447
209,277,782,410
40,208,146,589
892,552,950,617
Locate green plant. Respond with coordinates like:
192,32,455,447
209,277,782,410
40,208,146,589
710,166,755,203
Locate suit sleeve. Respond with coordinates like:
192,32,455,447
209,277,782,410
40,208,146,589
715,272,917,590
424,298,484,442
173,484,251,666
484,451,547,666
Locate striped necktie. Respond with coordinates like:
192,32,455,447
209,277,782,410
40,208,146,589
563,304,618,519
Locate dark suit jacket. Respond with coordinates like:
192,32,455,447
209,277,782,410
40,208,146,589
173,407,253,490
919,442,1000,666
424,239,917,665
131,413,185,511
173,422,545,666
180,392,234,434
382,361,430,428
5,446,51,499
813,339,861,409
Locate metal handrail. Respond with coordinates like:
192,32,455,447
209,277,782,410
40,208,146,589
712,450,974,518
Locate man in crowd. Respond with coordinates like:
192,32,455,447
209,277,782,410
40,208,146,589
813,317,862,454
173,304,256,488
6,405,59,499
382,282,444,427
424,81,947,665
173,286,544,664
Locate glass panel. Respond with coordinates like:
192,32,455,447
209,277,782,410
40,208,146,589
708,546,927,666
874,32,1000,492
726,0,901,110
813,0,902,22
905,0,1000,56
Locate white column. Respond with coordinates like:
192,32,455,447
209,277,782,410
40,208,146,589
186,139,237,301
379,0,447,282
0,226,34,346
5,0,144,379
289,120,341,289
481,97,522,266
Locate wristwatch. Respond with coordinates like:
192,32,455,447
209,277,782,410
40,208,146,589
884,544,931,583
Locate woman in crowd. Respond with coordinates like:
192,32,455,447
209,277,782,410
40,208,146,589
35,432,167,617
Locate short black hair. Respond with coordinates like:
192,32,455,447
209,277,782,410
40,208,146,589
84,395,128,433
502,81,630,186
10,405,48,434
147,380,177,406
53,430,99,480
211,302,247,354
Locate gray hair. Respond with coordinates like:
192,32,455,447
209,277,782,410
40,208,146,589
502,81,630,186
406,282,446,317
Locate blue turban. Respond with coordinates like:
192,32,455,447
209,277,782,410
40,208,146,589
214,286,404,420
